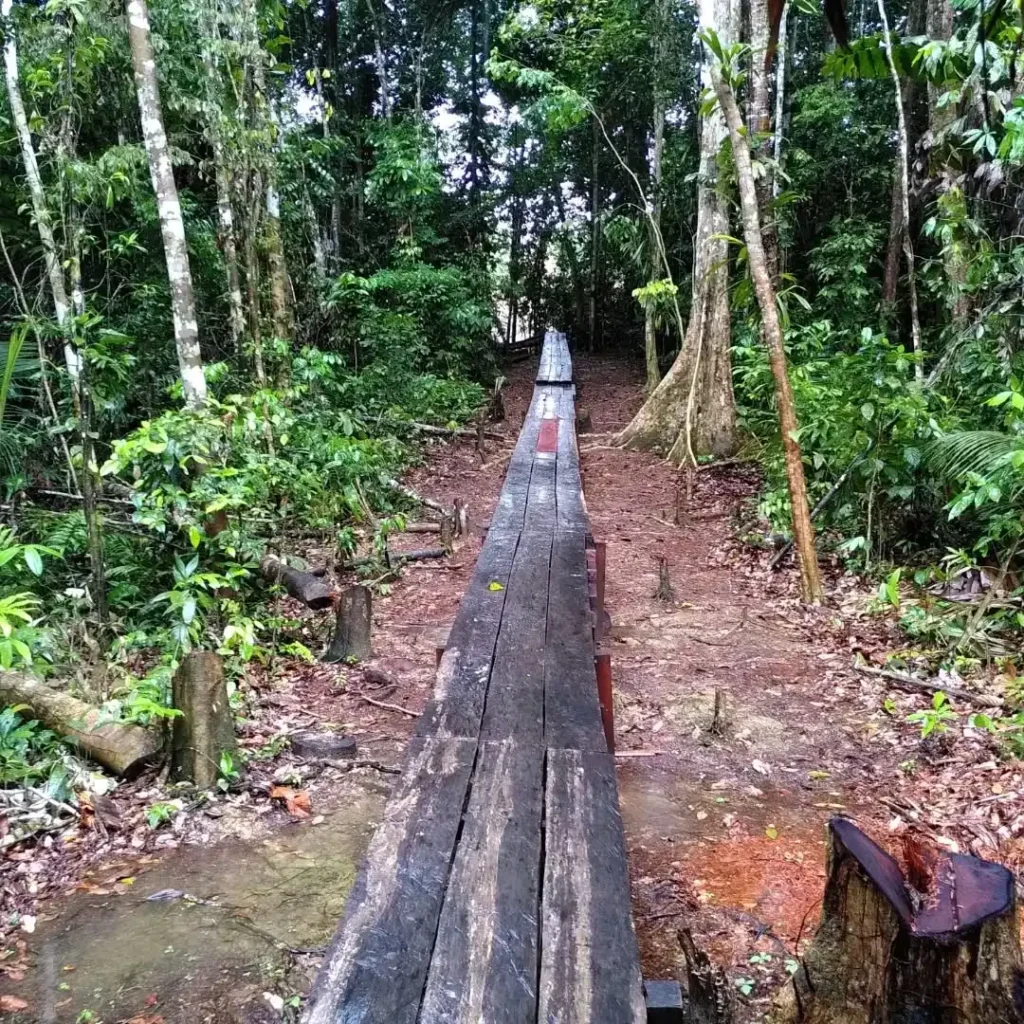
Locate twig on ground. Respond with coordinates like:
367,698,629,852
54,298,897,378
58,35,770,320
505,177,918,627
352,692,420,718
853,665,1002,708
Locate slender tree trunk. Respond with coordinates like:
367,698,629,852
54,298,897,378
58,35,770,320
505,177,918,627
772,0,789,200
878,0,923,381
2,0,82,403
716,73,823,604
126,0,207,408
881,158,903,307
365,0,391,119
618,0,738,460
748,0,779,282
202,34,245,358
589,118,600,353
553,186,588,343
645,0,669,392
926,0,969,326
69,227,108,626
265,180,293,346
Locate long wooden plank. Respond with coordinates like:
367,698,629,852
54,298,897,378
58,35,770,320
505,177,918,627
416,529,519,739
420,740,543,1024
543,529,605,751
302,736,477,1024
480,529,552,746
554,390,588,530
538,749,646,1024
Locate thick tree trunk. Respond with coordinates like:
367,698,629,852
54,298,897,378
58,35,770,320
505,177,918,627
0,674,162,776
2,0,82,403
881,159,903,308
878,0,923,381
126,0,207,408
618,0,738,461
644,0,669,392
716,75,823,603
773,818,1024,1023
171,651,236,788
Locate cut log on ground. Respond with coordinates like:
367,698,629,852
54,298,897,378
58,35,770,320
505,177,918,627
324,585,372,663
773,817,1024,1024
404,522,441,534
171,651,236,788
260,553,335,610
0,672,162,776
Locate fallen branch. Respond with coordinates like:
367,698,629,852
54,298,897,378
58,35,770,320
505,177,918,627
853,665,1002,708
399,420,504,442
352,692,420,718
404,522,441,534
384,478,447,514
260,553,335,610
339,548,446,571
0,673,163,776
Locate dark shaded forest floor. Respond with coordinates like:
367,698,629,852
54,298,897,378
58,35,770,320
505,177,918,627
2,354,1022,1023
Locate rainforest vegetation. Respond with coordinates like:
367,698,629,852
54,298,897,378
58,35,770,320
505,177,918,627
0,0,1022,786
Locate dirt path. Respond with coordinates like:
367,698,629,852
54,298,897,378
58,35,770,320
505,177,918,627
3,353,1019,1023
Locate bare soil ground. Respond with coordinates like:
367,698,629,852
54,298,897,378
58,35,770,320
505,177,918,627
2,353,1022,1023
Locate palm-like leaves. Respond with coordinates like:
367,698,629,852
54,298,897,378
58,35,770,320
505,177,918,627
928,430,1024,481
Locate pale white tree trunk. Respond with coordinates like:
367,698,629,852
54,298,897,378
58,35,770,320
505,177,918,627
2,0,81,403
126,0,207,408
772,0,789,200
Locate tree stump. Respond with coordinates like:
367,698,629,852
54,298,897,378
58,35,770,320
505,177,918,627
324,585,372,663
171,651,235,788
679,928,733,1024
655,556,675,603
774,817,1024,1024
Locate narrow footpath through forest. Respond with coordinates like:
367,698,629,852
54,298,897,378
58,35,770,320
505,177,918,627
2,352,1021,1024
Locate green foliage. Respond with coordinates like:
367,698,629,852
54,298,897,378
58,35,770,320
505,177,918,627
907,691,957,738
0,706,64,786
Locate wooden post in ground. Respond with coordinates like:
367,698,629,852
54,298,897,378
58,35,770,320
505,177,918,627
171,651,235,788
325,585,372,663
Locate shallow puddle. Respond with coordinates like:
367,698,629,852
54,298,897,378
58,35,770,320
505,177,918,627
2,789,385,1024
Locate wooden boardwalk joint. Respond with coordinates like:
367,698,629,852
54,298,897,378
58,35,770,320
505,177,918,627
302,330,645,1024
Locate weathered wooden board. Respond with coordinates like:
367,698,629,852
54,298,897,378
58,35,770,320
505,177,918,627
480,530,553,746
420,739,544,1024
543,529,605,751
537,331,573,386
524,453,557,529
301,736,477,1024
538,749,646,1024
416,529,518,740
553,390,588,530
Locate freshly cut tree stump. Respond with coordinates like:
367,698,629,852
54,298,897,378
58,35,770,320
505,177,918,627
260,553,335,610
775,817,1024,1024
0,672,162,776
324,585,371,663
171,651,236,788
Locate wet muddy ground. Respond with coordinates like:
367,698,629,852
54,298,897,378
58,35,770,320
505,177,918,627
2,353,1019,1023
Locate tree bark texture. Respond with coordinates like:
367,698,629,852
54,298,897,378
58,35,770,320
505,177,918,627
589,117,601,353
171,651,236,788
716,75,823,603
773,818,1024,1024
260,553,335,610
617,0,739,461
0,673,162,776
126,0,207,408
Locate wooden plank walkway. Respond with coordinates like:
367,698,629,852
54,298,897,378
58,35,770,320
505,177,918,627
303,330,645,1024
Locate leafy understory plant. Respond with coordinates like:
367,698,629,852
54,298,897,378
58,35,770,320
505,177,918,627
906,691,957,738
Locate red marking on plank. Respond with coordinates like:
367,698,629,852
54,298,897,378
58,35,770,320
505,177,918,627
537,417,560,453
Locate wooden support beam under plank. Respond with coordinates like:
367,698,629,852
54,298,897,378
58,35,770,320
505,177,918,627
301,736,477,1024
539,748,646,1024
420,739,543,1023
